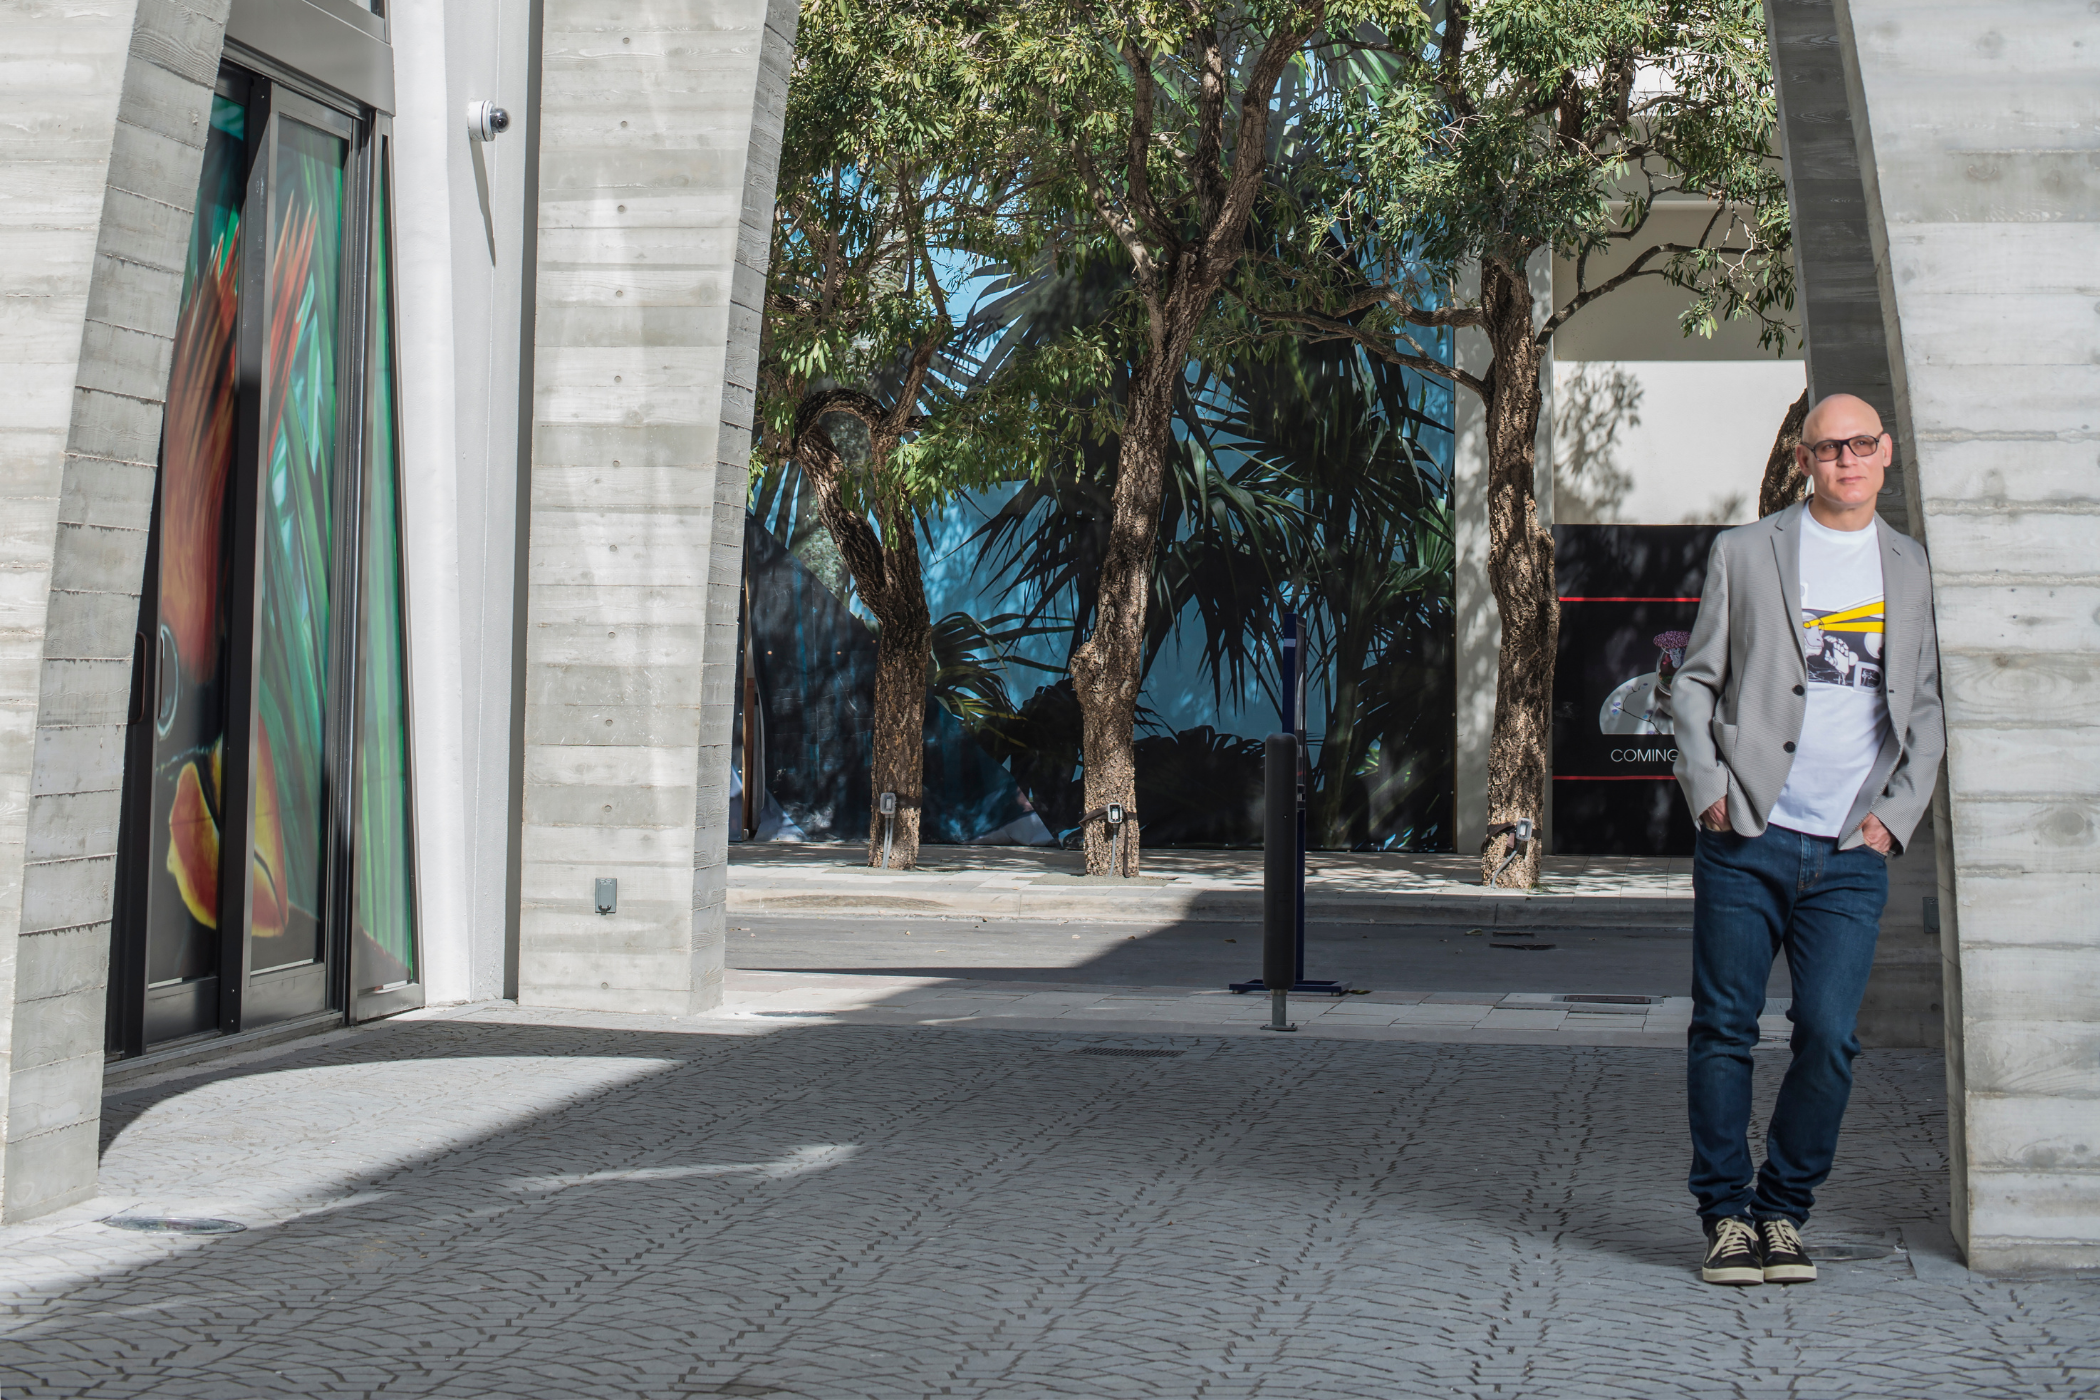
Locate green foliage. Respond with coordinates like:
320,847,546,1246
761,0,1072,522
1273,0,1794,361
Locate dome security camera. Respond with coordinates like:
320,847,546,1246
468,100,511,142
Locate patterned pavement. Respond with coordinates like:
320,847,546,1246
3,1000,2096,1399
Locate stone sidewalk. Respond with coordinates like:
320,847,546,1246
718,969,1776,1048
4,999,2095,1400
727,844,1697,927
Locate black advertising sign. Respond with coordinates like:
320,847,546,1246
1552,525,1725,856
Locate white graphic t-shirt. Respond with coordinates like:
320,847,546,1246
1768,511,1890,837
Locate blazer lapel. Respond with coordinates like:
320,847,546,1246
1875,516,1911,730
1771,504,1806,676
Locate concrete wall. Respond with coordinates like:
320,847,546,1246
1835,0,2100,1270
1767,0,1911,535
515,0,793,1014
0,0,229,1219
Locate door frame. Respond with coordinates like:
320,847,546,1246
107,50,423,1056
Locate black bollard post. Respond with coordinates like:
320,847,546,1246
1263,733,1297,1031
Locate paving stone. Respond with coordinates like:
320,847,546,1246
1,1004,2095,1398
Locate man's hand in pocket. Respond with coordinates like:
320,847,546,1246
1701,799,1729,832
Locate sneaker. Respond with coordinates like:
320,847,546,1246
1701,1216,1764,1285
1759,1217,1817,1283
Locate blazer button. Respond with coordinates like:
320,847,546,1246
1783,741,1796,753
1793,683,1805,696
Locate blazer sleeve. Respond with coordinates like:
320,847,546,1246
1871,573,1947,855
1668,535,1732,822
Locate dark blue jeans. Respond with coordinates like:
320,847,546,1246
1687,823,1887,1225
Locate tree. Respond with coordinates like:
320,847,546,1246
1758,387,1811,516
1267,0,1793,884
972,0,1410,875
758,0,1050,869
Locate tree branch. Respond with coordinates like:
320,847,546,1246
1196,1,1324,283
1257,304,1489,399
1188,16,1228,228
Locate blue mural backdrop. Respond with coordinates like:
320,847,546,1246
737,333,1458,852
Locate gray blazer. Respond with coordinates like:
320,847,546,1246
1667,501,1945,854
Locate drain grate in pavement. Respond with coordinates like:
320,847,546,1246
100,1215,245,1236
1071,1046,1185,1058
1558,994,1662,1006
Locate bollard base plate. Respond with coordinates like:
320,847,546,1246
1260,1022,1298,1032
1229,978,1352,996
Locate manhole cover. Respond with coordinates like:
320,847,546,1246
100,1215,245,1236
1072,1046,1184,1058
1559,994,1661,1005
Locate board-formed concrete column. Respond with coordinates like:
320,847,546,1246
0,0,228,1219
517,0,794,1014
1834,0,2100,1270
1764,0,1909,535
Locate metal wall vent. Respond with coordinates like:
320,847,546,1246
1072,1046,1185,1058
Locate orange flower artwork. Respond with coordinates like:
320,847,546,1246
159,238,239,683
250,721,291,941
165,739,223,929
163,729,293,939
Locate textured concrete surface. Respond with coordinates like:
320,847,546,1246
2,1004,2094,1398
517,0,796,1017
1837,0,2100,1269
0,0,232,1221
1767,0,1909,532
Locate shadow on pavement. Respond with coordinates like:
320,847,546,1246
727,912,1793,999
0,1010,2001,1399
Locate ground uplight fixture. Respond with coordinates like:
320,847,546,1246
468,100,511,141
1489,817,1535,883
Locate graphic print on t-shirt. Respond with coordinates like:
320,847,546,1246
1800,596,1883,692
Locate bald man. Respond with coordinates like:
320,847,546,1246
1666,394,1945,1287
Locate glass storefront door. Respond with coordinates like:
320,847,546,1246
109,58,419,1055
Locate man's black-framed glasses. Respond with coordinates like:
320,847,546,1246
1805,432,1887,463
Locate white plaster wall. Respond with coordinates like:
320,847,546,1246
391,0,533,1006
1553,359,1806,527
1549,203,1804,530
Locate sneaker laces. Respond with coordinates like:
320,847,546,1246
1712,1217,1757,1254
1763,1218,1804,1255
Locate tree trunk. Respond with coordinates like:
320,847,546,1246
865,500,931,870
1758,387,1812,518
795,395,934,871
1478,258,1557,888
1067,349,1180,876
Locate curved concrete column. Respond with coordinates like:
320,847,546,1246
515,0,794,1014
1834,0,2100,1271
0,0,228,1219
